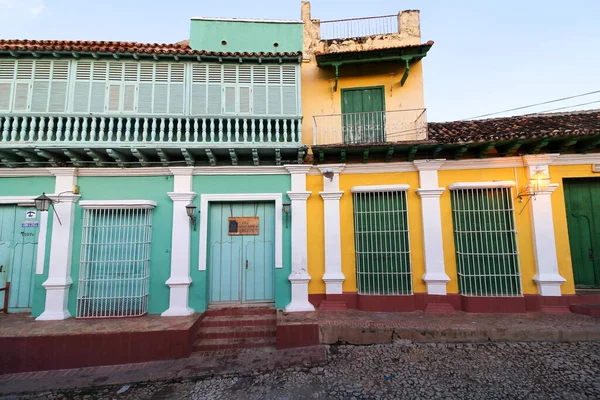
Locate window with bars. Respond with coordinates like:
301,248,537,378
352,187,412,295
76,207,152,318
450,184,522,297
0,59,300,116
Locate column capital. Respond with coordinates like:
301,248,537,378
48,194,81,204
320,191,343,200
47,167,78,177
287,191,311,201
532,183,559,196
169,167,195,176
318,164,345,174
416,188,445,198
42,276,73,288
523,154,560,167
414,159,446,171
284,165,312,175
167,192,197,202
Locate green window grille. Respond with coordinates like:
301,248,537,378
352,188,412,295
450,185,522,297
76,207,152,318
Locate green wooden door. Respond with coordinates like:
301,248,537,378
207,202,275,304
341,86,385,144
564,178,600,288
0,205,39,312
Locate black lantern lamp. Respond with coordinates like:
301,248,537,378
34,193,53,212
282,201,291,228
186,203,197,231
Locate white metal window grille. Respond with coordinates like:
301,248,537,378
450,187,522,297
352,190,412,295
77,208,152,318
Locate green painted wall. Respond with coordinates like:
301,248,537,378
189,19,303,54
189,174,292,312
0,176,55,318
68,176,174,316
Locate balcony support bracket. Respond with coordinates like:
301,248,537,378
400,58,410,87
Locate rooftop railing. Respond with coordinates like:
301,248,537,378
319,14,398,40
313,109,427,146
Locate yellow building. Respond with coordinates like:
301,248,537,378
298,1,600,314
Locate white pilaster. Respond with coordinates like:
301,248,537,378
318,165,345,294
523,155,565,296
37,168,80,321
162,167,195,316
284,165,314,312
414,160,450,295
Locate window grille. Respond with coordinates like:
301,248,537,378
450,186,522,297
77,208,152,318
352,189,412,295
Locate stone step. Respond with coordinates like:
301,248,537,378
198,325,277,340
192,337,277,352
319,301,348,311
424,303,456,314
204,307,276,317
200,314,277,328
570,304,600,317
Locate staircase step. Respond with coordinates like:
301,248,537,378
193,337,276,352
200,314,277,328
319,300,348,311
570,304,600,317
198,325,276,340
424,303,456,314
204,307,276,317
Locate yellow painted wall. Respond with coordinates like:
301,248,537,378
301,60,426,146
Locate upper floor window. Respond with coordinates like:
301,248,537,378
0,59,300,117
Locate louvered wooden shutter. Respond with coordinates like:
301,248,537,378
168,64,185,114
267,66,282,115
281,65,297,116
48,61,69,112
252,65,267,115
73,61,92,113
13,60,33,112
207,64,222,114
90,62,108,113
0,60,15,111
153,64,169,114
190,65,207,115
138,63,154,114
122,63,138,112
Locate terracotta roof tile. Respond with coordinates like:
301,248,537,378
314,40,434,56
428,109,600,144
0,39,301,58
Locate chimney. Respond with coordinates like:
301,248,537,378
398,10,421,41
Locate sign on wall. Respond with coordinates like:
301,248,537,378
228,217,259,236
25,210,37,219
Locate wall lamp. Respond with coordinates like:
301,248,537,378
517,168,551,202
282,201,291,228
34,187,79,225
322,168,335,181
186,203,197,231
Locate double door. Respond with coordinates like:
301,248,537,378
341,86,385,144
207,202,275,303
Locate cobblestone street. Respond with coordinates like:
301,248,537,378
13,341,600,400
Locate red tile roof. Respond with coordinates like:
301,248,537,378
315,40,434,56
0,39,301,58
428,109,600,144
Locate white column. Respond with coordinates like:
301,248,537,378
319,165,345,294
414,160,450,295
162,167,196,316
523,155,565,296
37,168,80,321
284,165,315,312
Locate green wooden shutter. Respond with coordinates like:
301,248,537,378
0,60,15,111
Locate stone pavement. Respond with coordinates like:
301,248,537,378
280,310,600,344
10,341,600,400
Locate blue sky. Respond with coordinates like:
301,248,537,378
0,0,599,122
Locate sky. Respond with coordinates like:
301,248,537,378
0,0,599,122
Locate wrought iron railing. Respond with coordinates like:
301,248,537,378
0,114,303,148
320,14,398,40
313,109,427,146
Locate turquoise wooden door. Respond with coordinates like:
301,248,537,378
208,202,275,304
341,86,385,144
564,178,600,288
0,205,39,312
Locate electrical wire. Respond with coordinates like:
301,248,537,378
535,99,600,114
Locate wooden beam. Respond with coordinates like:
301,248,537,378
384,146,395,163
529,138,551,154
475,143,495,158
84,148,109,167
577,136,600,154
0,150,22,168
340,149,346,163
407,146,418,162
12,149,44,167
62,149,84,167
131,148,150,167
35,149,66,167
298,149,306,164
453,145,468,160
432,144,443,158
106,149,132,168
362,148,369,164
275,149,282,165
252,148,259,166
553,138,578,153
181,149,195,166
318,150,324,164
229,149,238,166
496,140,523,157
156,148,169,166
205,149,216,166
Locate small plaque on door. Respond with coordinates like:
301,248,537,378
228,217,259,235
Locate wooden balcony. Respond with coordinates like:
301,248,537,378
0,114,305,167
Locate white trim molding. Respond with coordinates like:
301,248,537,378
79,200,157,210
199,193,283,271
449,181,516,190
0,168,53,177
193,166,288,175
78,167,172,177
351,184,410,193
0,196,36,204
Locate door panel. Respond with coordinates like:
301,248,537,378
564,178,600,288
341,87,385,144
208,202,275,304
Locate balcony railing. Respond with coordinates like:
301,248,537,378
0,114,303,148
320,15,398,40
313,109,427,146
